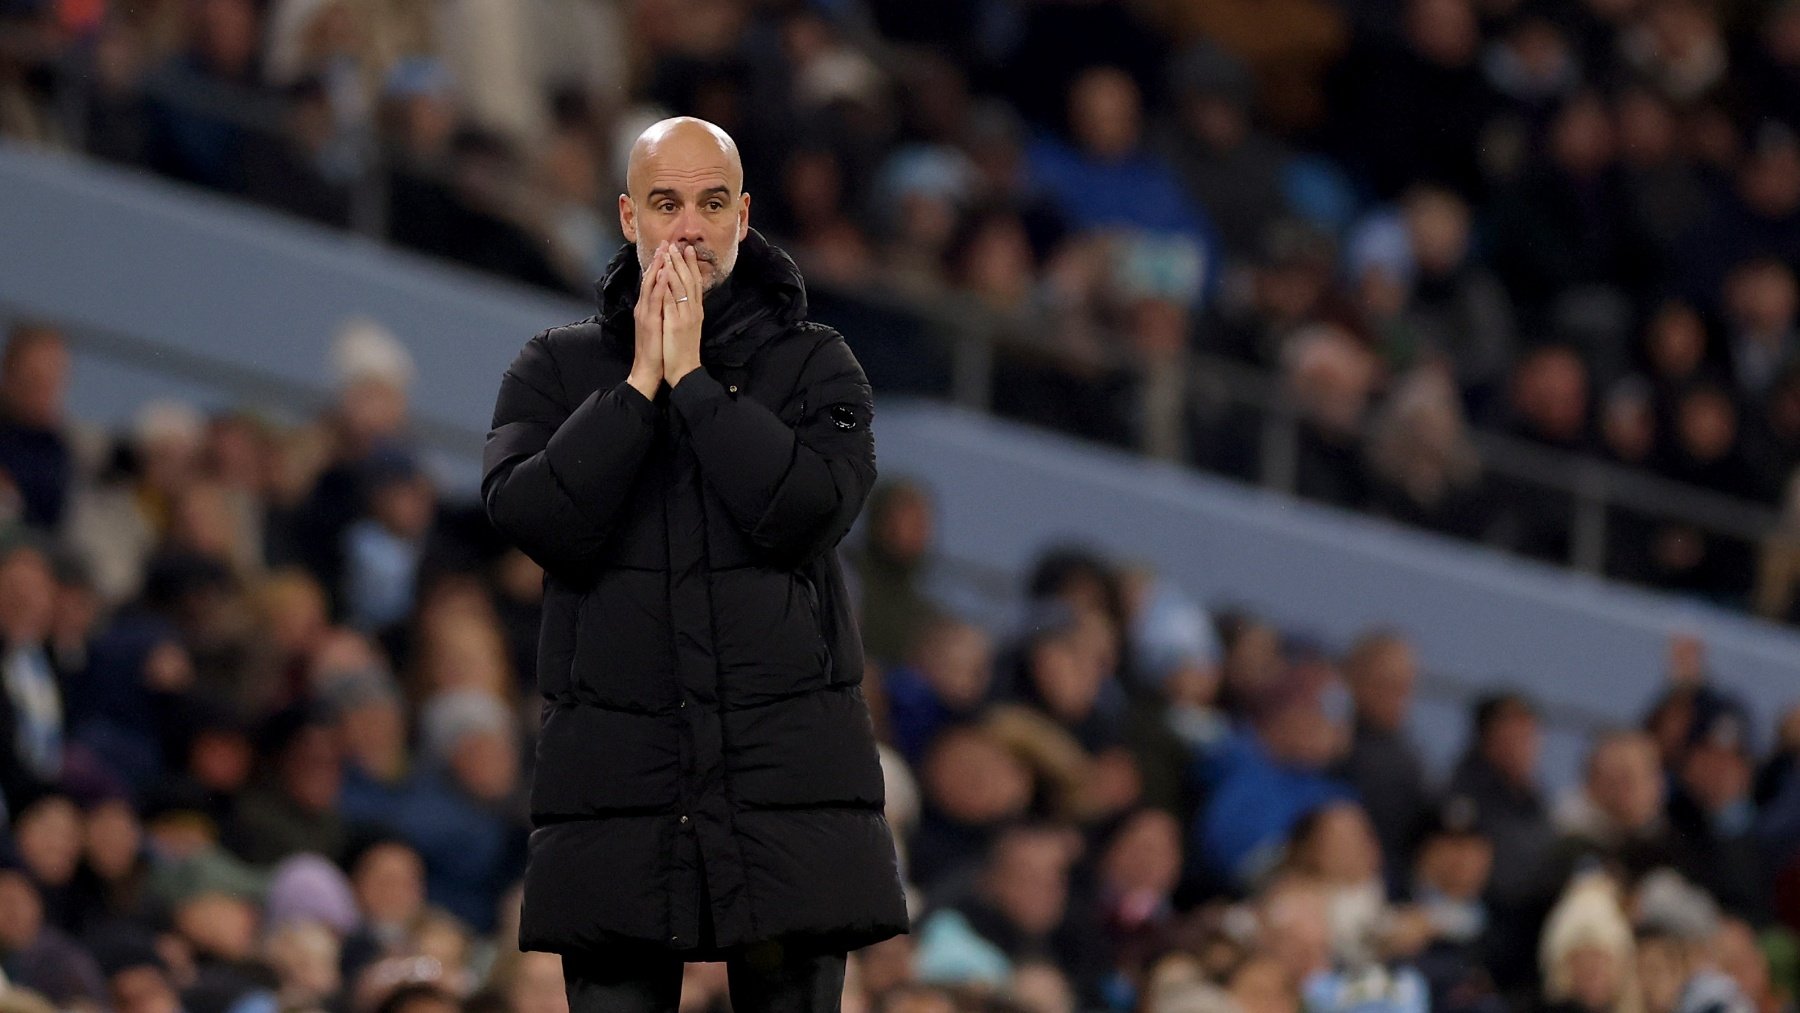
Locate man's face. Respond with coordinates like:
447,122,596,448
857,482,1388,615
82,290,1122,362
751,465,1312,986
1484,707,1541,784
985,832,1069,936
354,843,426,925
0,871,42,949
619,130,750,293
1417,834,1493,900
3,337,68,429
1350,640,1416,732
281,725,343,813
111,966,180,1013
1589,735,1664,832
0,547,55,646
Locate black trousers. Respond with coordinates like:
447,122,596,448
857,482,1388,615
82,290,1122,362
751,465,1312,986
561,942,847,1013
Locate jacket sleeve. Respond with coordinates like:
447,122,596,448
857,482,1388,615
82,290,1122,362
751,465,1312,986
669,329,876,564
482,333,656,575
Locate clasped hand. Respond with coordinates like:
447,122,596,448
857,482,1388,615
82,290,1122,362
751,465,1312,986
627,240,706,400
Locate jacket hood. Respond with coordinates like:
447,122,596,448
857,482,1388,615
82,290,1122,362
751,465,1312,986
593,228,809,367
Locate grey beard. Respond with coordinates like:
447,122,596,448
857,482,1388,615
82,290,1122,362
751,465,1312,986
636,244,734,290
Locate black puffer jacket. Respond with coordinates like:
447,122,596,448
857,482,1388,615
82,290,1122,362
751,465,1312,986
482,230,908,958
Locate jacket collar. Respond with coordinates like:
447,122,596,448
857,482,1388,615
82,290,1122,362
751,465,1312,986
593,228,808,367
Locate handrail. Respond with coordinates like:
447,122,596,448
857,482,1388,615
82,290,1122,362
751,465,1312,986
0,305,1626,742
806,273,1788,561
1469,429,1781,541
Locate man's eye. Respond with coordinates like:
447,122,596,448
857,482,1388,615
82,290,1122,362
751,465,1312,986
657,203,675,213
706,201,724,211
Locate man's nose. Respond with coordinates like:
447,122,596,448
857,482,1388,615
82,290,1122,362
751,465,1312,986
674,206,707,245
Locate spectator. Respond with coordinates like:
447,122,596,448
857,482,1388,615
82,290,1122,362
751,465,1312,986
1496,346,1591,562
1406,799,1504,1013
908,723,1034,893
1642,301,1719,428
1089,807,1183,991
1260,875,1430,1013
853,479,941,667
264,917,342,1011
884,616,996,766
288,317,417,619
1365,366,1490,539
1723,259,1800,402
996,601,1128,756
10,793,80,930
1118,566,1225,815
67,796,151,937
1191,672,1353,892
141,0,277,192
0,867,106,1006
1159,43,1295,265
0,533,62,808
341,449,435,635
1602,378,1659,470
1711,918,1788,1013
1745,2,1800,129
96,939,184,1013
1328,0,1497,201
1490,92,1639,334
391,689,524,934
66,399,207,607
1400,185,1517,407
1676,122,1800,308
1546,732,1691,906
1615,86,1709,280
1280,802,1392,966
1538,873,1640,1013
1218,217,1345,371
1635,915,1755,1013
1649,385,1759,598
1282,323,1379,510
1445,692,1555,989
226,705,348,864
1666,697,1770,924
239,76,355,228
340,837,428,980
1025,66,1221,303
1332,630,1431,888
0,323,75,532
913,823,1106,1006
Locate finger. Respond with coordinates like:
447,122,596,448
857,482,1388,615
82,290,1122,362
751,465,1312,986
638,242,668,300
682,245,703,302
651,266,673,320
656,254,681,305
668,246,694,303
651,256,671,299
678,247,702,309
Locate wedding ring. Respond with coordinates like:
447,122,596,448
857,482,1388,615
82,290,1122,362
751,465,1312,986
676,296,690,303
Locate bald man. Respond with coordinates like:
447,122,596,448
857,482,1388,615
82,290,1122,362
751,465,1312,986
482,118,906,1012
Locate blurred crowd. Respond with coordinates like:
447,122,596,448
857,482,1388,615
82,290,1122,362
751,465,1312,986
5,0,1800,1006
9,0,1800,607
845,475,1800,1013
0,307,1795,1013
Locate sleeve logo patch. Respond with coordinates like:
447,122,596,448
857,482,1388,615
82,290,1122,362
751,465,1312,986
828,404,860,430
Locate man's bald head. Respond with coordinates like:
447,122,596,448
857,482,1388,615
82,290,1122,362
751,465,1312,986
620,117,751,290
626,117,743,198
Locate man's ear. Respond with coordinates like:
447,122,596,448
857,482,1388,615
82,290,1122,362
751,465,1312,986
738,192,751,242
618,194,637,243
